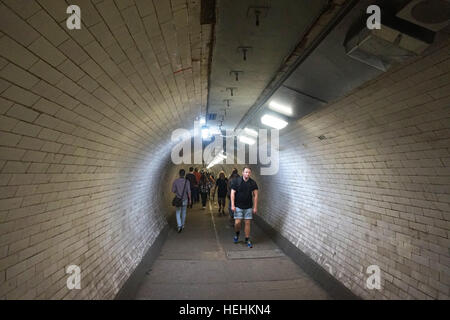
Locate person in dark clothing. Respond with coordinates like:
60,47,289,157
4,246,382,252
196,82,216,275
206,172,215,200
213,171,228,216
230,167,258,248
193,168,201,203
199,173,211,209
185,167,197,208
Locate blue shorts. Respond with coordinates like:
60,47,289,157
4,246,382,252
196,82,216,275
234,207,253,220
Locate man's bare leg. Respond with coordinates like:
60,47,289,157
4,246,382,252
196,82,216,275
235,219,242,233
244,220,251,238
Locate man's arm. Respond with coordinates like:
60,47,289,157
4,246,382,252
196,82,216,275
252,190,258,214
230,189,236,211
172,181,176,193
187,183,191,204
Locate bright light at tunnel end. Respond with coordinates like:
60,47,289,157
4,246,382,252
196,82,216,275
170,121,280,175
201,126,211,140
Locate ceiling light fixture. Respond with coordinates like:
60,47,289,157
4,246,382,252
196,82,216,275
226,87,237,96
244,127,259,137
247,6,269,27
268,101,293,116
230,70,243,81
239,135,256,145
237,46,252,61
261,114,288,129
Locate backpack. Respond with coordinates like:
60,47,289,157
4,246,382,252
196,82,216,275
186,173,197,187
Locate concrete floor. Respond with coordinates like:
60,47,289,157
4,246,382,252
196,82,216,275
135,199,332,300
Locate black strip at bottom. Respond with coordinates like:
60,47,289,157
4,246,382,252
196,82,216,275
254,215,361,300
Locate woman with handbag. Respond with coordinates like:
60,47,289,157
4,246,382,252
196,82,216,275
172,169,191,233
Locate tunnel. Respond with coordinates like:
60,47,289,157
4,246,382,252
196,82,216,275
0,0,449,302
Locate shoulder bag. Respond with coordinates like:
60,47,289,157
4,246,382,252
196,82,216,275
172,179,187,207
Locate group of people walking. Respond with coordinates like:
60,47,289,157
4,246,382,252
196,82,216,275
184,167,227,208
171,167,259,248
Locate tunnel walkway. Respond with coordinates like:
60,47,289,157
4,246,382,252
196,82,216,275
134,199,331,300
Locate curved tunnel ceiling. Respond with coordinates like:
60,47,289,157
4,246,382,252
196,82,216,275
2,0,211,139
206,0,330,132
0,0,213,178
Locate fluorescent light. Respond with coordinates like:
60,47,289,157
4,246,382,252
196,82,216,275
261,114,288,129
199,117,206,125
244,127,258,137
239,135,256,145
269,101,293,116
201,126,210,139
